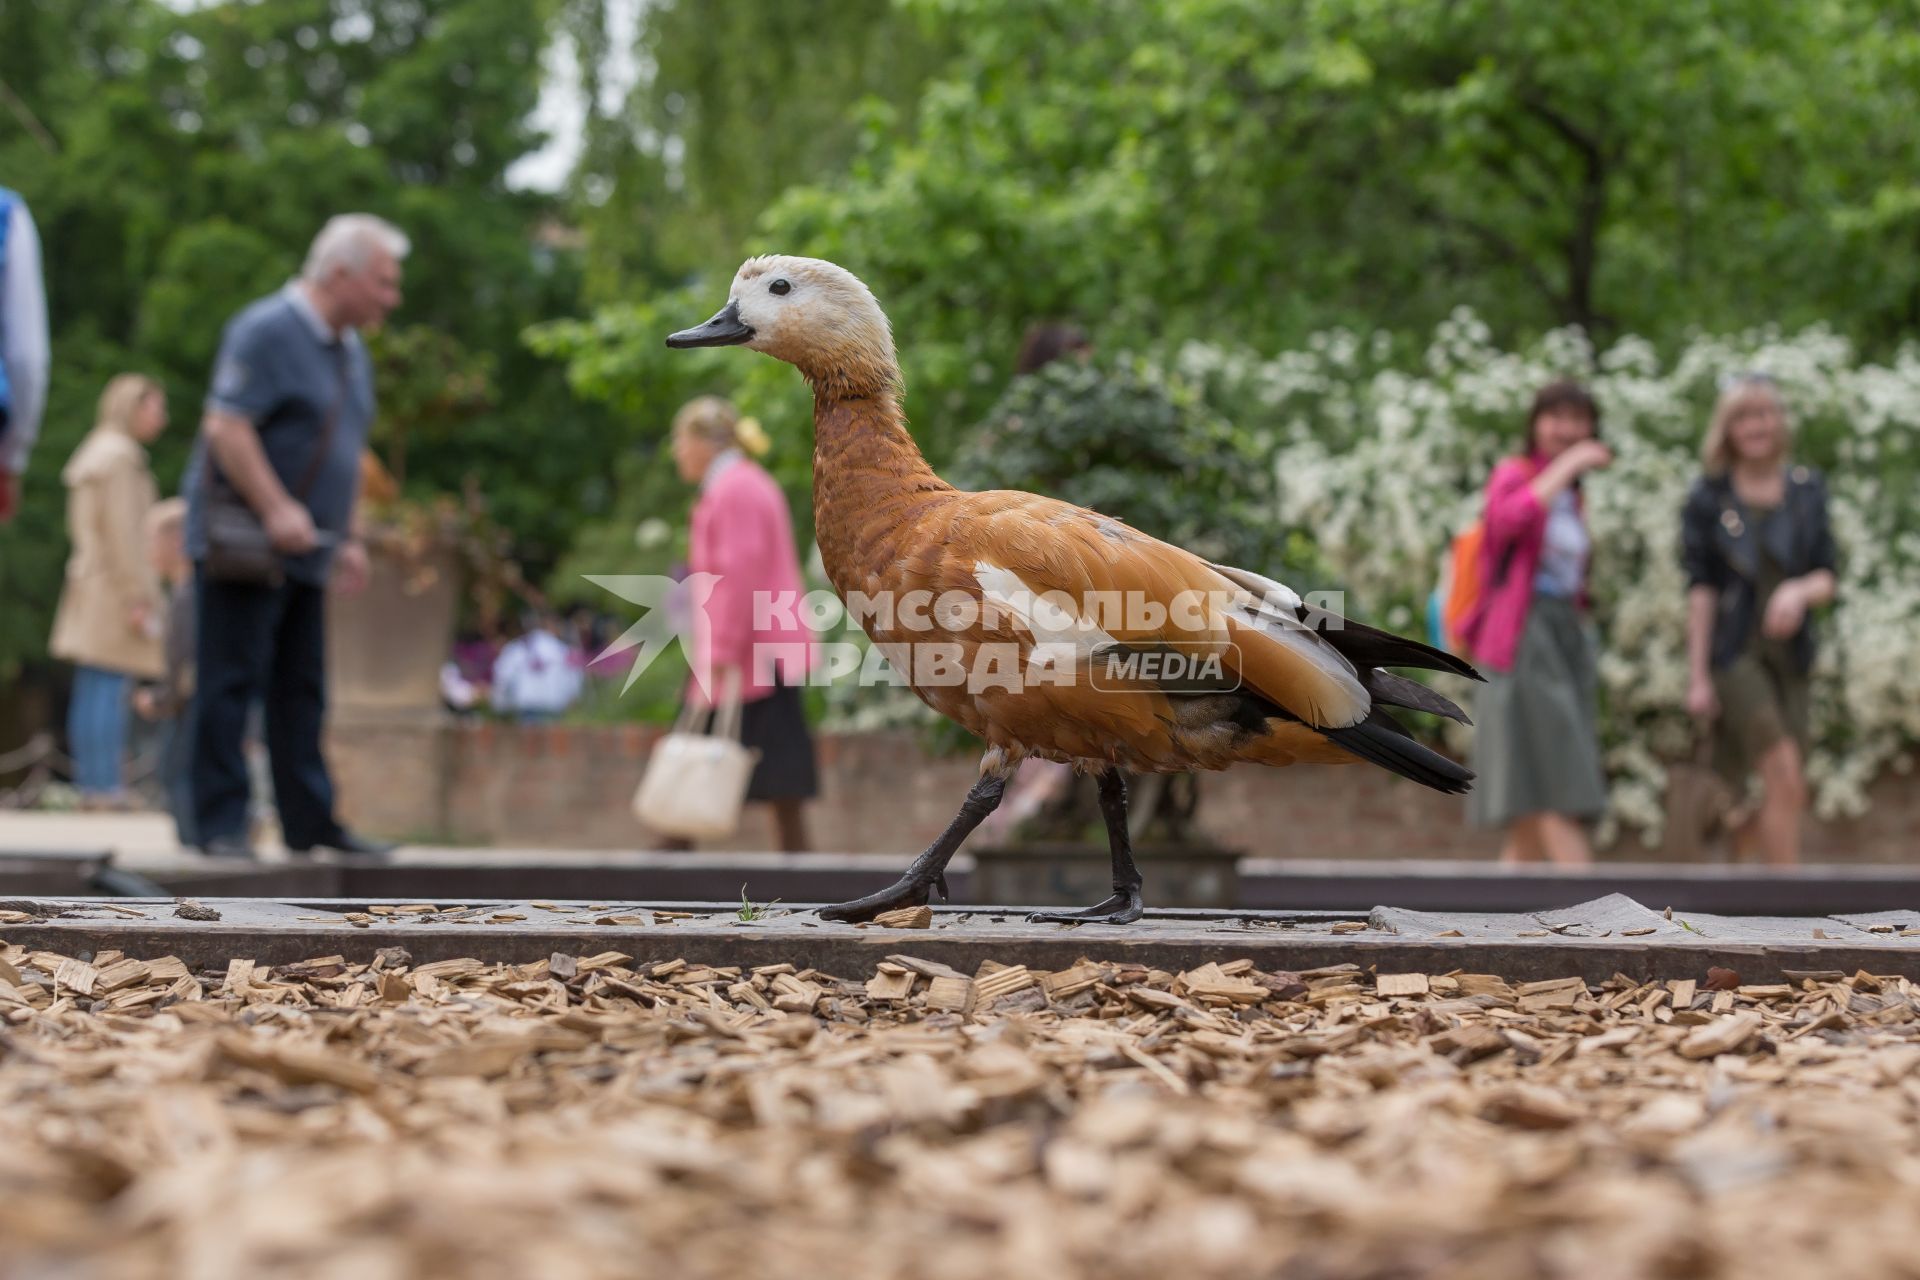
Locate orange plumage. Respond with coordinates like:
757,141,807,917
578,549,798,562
669,256,1478,923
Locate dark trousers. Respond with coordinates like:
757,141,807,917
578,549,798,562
158,708,199,848
191,568,340,848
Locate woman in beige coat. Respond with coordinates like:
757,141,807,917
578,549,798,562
49,374,169,806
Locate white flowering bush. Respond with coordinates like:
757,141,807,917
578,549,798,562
1172,311,1920,844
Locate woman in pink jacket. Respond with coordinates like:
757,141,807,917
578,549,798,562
670,396,818,851
1457,380,1613,865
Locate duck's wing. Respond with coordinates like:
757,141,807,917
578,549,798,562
951,492,1373,730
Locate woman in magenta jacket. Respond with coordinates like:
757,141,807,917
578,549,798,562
1457,380,1613,865
670,395,819,851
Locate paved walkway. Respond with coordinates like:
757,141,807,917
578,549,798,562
0,810,255,864
0,809,936,876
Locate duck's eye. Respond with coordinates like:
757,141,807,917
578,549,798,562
769,279,791,296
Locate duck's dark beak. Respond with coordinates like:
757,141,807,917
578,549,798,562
665,299,754,349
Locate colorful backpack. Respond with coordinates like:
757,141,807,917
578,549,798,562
1429,519,1490,656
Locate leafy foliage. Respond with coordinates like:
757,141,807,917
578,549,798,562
554,0,958,303
949,359,1277,571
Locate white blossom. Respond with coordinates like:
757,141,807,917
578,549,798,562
1198,312,1920,842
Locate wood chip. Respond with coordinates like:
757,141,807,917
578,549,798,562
1121,1042,1190,1094
1430,1023,1510,1063
865,968,916,1001
975,965,1035,1004
1480,1084,1580,1129
1126,985,1191,1013
1043,964,1105,999
925,976,975,1015
415,958,486,981
93,959,150,993
53,957,100,996
220,957,255,995
1184,963,1267,1003
871,906,933,929
887,954,969,982
770,975,824,1014
1374,973,1430,998
215,1032,382,1093
1678,1011,1764,1059
1454,975,1516,1001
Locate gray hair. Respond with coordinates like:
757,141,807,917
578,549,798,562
302,213,411,281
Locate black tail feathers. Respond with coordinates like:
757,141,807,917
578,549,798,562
1319,709,1475,795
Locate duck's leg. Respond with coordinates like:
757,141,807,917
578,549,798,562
1028,767,1145,925
816,762,1010,923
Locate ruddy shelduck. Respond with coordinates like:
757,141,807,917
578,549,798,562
669,256,1478,924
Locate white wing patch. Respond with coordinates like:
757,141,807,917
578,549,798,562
1210,561,1371,726
973,562,1121,656
1209,561,1304,616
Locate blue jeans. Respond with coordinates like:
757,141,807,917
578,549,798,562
68,666,131,795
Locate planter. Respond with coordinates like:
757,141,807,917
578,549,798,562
970,840,1241,909
327,546,459,716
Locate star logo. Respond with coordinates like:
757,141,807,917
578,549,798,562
583,572,722,696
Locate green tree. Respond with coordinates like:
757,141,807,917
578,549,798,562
752,0,1918,430
0,0,614,682
557,0,959,301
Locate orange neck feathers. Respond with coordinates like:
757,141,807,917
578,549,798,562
808,373,953,598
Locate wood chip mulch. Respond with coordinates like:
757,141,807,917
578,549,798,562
4,939,1920,1280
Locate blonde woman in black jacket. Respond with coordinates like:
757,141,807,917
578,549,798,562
1680,375,1838,866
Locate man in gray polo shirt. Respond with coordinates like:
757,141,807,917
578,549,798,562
183,214,405,859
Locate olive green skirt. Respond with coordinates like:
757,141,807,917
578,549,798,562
1710,644,1811,787
1467,596,1609,829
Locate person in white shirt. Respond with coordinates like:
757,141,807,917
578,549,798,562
490,612,584,722
0,187,51,523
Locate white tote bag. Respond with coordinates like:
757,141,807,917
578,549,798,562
631,675,761,840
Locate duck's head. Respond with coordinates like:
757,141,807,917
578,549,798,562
666,255,897,398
